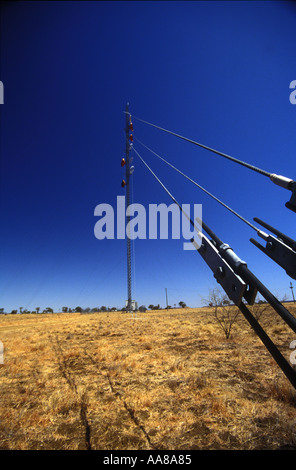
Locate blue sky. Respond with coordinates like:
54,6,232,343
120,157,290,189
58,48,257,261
1,1,296,312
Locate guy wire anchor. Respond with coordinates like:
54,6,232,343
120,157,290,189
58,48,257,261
250,217,296,279
269,174,296,213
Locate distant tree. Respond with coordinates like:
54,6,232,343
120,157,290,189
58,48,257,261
19,307,23,314
100,306,107,312
84,307,90,313
204,288,240,340
139,305,147,312
148,304,154,310
36,307,40,314
75,306,82,313
11,310,17,314
91,307,98,312
110,307,117,311
62,307,68,313
0,308,4,315
43,307,53,314
250,295,270,321
281,293,289,303
179,301,187,308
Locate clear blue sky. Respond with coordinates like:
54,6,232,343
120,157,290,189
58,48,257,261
1,1,296,312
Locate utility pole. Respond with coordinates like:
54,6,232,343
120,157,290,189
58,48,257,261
165,288,169,310
290,282,295,303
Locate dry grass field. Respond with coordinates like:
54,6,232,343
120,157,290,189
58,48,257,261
0,305,296,450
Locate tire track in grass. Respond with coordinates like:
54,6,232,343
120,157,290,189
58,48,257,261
83,347,154,449
50,335,92,450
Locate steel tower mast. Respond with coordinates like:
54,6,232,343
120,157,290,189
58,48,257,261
125,103,133,312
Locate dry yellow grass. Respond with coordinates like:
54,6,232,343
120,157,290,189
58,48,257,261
0,306,296,450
